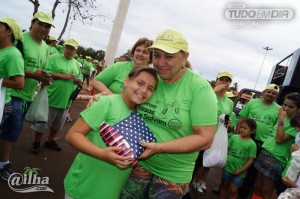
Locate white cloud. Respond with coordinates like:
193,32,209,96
1,0,300,92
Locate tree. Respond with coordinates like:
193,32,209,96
28,0,105,40
28,0,40,15
57,0,105,40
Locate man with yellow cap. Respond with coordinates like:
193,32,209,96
47,35,58,56
0,12,54,179
236,83,280,199
0,17,25,181
31,39,82,154
190,71,235,195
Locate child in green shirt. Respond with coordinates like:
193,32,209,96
220,118,257,199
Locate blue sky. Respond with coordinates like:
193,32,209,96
1,0,300,91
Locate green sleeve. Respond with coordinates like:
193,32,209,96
95,63,118,87
80,97,111,131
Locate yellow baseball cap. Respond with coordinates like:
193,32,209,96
148,29,188,54
265,84,280,93
217,71,233,80
0,17,23,40
226,91,235,98
49,36,58,41
64,39,78,49
32,12,55,27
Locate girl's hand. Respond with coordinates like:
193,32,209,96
291,143,300,152
138,141,161,159
278,107,287,121
102,146,133,169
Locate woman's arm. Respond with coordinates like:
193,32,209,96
90,79,113,94
66,117,132,168
276,107,293,143
139,125,216,159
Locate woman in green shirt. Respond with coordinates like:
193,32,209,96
91,37,153,94
253,92,300,199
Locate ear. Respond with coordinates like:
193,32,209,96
124,76,129,88
7,29,13,37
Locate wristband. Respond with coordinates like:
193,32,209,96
278,121,284,126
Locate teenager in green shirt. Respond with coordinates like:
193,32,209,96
253,92,300,199
64,67,158,199
0,17,24,181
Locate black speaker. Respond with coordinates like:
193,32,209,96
268,48,300,87
277,85,300,105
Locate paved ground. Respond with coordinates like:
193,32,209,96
0,89,223,199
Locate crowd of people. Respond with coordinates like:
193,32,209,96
1,11,300,199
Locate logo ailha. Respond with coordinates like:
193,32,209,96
8,167,54,193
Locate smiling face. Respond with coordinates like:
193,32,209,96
122,71,157,111
152,49,189,84
132,44,151,66
30,20,51,42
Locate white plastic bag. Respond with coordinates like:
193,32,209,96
285,149,300,182
0,78,6,123
25,87,49,123
203,114,228,168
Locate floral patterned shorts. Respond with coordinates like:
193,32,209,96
120,164,189,199
254,149,283,180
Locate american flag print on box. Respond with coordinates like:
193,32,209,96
99,112,156,166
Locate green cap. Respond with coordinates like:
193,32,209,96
148,29,188,54
64,38,78,49
32,12,54,27
0,17,23,40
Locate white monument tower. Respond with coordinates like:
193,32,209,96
104,0,131,66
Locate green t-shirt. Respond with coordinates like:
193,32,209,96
64,95,133,199
138,70,218,183
46,54,82,109
224,134,257,178
263,118,297,167
95,61,134,94
239,99,280,142
0,46,24,103
217,95,233,116
55,44,64,54
48,45,58,56
11,32,49,102
81,61,93,75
